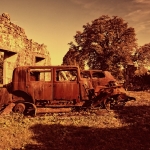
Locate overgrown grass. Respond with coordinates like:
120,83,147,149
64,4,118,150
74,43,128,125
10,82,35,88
0,91,150,150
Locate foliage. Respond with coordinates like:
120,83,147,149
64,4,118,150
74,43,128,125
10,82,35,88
134,43,150,69
124,44,150,90
134,66,148,76
63,15,137,79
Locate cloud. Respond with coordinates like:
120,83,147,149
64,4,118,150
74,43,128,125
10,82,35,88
125,10,141,17
125,9,150,20
124,9,150,34
70,0,84,5
70,0,150,38
134,0,150,4
135,23,147,32
70,0,97,9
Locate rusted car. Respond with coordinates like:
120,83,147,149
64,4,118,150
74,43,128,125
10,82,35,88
80,70,117,88
0,66,135,116
80,70,136,110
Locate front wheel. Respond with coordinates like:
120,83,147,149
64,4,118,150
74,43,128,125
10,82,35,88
104,98,114,111
13,103,25,114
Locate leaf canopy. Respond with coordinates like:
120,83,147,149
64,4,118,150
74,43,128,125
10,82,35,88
63,15,137,78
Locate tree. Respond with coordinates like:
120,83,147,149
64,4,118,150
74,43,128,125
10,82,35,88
63,15,137,79
135,43,150,68
130,43,150,76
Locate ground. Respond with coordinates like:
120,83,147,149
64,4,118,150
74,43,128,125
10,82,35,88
0,91,150,150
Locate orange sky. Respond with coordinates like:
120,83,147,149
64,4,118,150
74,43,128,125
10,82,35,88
0,0,150,65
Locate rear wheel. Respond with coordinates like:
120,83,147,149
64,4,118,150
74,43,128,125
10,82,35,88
104,101,111,111
13,103,25,114
28,103,37,117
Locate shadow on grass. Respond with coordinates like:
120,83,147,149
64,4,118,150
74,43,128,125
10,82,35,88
14,105,150,150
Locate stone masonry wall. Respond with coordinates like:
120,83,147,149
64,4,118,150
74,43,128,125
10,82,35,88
0,13,51,84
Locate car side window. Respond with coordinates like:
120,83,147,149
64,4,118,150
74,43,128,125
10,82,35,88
30,69,51,81
92,72,105,78
56,70,77,81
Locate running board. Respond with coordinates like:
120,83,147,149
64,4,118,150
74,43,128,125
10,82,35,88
36,107,72,113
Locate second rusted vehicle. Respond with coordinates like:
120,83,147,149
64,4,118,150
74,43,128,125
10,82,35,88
0,66,135,116
80,70,136,110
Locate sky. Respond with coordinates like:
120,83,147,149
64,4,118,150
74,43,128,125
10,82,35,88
0,0,150,65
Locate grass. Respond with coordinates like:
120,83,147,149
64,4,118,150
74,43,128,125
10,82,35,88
0,91,150,150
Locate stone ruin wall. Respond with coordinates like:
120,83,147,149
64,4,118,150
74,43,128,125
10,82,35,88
0,13,51,84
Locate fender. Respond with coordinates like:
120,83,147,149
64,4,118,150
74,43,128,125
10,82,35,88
12,90,34,104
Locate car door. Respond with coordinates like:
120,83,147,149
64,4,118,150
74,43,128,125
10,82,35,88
29,68,52,100
53,68,80,102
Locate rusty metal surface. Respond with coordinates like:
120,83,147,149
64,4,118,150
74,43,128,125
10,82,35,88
0,88,12,108
81,70,116,88
0,103,15,115
81,70,136,109
37,108,72,113
11,65,86,104
0,66,136,116
53,82,80,101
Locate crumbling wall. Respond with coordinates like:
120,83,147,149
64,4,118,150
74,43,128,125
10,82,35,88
0,13,51,84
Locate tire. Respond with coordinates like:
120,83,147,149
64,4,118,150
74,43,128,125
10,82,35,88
104,101,111,111
13,103,25,114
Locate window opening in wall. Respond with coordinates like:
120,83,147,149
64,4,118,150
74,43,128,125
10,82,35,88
35,56,45,63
